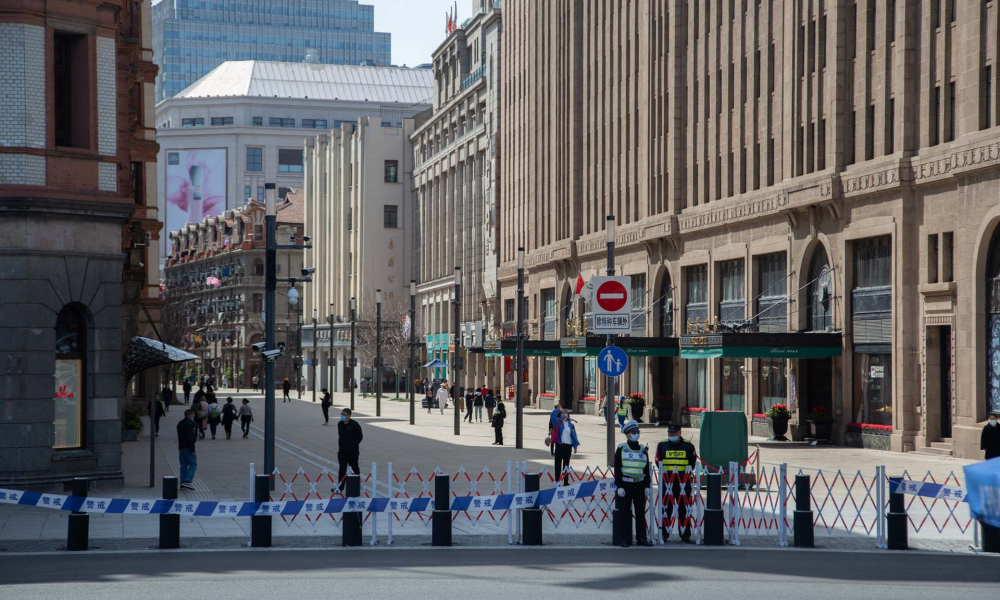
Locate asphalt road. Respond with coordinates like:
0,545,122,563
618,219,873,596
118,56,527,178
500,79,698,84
2,546,997,600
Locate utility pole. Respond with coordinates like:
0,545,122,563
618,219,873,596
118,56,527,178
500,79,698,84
515,248,525,449
263,183,277,484
453,267,461,436
604,215,616,468
311,308,317,402
376,289,383,417
295,303,302,399
235,330,241,393
409,280,416,426
328,303,334,396
350,297,356,411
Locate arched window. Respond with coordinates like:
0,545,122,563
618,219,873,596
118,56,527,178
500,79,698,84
806,246,833,331
986,227,1000,414
658,271,674,337
54,304,87,449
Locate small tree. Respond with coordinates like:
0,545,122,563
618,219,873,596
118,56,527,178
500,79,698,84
354,293,421,396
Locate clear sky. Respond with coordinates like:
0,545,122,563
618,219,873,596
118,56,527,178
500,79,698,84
371,0,471,67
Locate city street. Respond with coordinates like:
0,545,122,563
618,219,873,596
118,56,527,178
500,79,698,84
1,546,997,600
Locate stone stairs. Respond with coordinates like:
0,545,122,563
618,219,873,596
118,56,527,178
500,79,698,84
915,438,953,457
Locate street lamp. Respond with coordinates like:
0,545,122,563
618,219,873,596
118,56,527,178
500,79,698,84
375,289,383,417
453,267,461,436
604,215,616,468
312,307,318,403
328,302,334,397
350,297,357,411
288,286,302,399
515,247,524,449
409,280,416,426
263,183,277,484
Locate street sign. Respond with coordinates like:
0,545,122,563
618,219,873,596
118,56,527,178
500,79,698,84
597,346,628,377
590,276,632,334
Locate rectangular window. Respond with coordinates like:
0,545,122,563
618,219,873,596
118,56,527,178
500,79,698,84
246,147,263,172
757,252,788,333
927,234,939,284
686,360,707,409
384,160,399,183
932,0,940,29
721,357,745,411
949,0,956,23
252,116,263,126
630,274,647,335
740,146,747,194
543,358,556,394
819,16,827,69
718,259,745,323
345,208,352,231
278,149,303,173
886,98,895,155
854,236,892,289
984,67,992,130
849,2,857,59
865,103,875,161
888,0,895,42
628,359,646,398
818,119,826,171
53,32,90,149
302,119,328,129
541,289,557,339
53,358,84,449
210,117,234,126
949,81,957,141
931,86,941,146
181,118,204,127
754,142,761,190
942,231,954,282
504,299,515,323
244,186,251,201
754,49,761,98
584,357,597,397
685,264,708,326
848,110,857,165
383,205,398,228
808,20,815,73
257,186,264,201
866,2,876,53
758,358,787,412
768,43,775,93
767,138,775,187
269,117,295,127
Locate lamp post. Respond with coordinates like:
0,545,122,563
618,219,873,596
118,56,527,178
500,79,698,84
263,183,277,484
235,329,241,393
311,308,318,402
515,247,525,449
375,289,383,417
295,304,302,399
604,215,616,468
409,280,416,426
328,303,334,396
453,267,461,436
349,297,356,411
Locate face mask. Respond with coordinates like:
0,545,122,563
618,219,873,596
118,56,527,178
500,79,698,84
340,415,347,423
991,419,998,426
667,436,680,443
628,433,640,442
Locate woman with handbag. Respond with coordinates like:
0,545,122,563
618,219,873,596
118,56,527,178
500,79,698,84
551,409,580,486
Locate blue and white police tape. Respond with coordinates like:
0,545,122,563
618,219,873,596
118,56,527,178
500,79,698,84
0,479,616,518
890,479,968,502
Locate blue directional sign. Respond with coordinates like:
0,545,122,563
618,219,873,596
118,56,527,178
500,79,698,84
597,346,628,377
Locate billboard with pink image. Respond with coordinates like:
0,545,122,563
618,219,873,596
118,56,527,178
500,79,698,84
165,148,227,233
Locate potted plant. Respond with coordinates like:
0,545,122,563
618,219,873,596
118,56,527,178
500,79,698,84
627,393,646,422
122,405,143,442
681,406,708,428
860,423,892,450
765,403,791,441
807,406,834,442
652,395,671,423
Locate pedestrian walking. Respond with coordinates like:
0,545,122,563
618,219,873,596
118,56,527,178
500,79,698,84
485,389,496,421
182,378,192,403
492,392,506,445
473,389,484,422
195,394,209,440
655,423,698,542
177,409,198,490
252,375,259,392
321,388,332,425
282,378,291,402
983,413,1000,460
238,398,253,439
332,408,363,493
221,397,237,440
548,403,562,456
616,395,629,430
464,389,475,423
614,420,652,547
193,383,205,405
147,396,166,436
161,385,173,412
221,374,228,389
435,382,450,415
425,389,435,413
207,396,221,439
551,409,580,486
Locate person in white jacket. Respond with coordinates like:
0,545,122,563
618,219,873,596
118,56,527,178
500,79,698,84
435,382,451,415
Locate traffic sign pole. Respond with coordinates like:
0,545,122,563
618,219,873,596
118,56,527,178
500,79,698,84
604,215,616,469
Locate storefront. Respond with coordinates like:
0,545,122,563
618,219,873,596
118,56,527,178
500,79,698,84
850,236,892,426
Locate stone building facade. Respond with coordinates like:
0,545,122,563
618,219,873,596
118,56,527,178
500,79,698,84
301,117,418,393
164,198,304,389
410,0,502,390
0,0,160,488
499,0,1000,458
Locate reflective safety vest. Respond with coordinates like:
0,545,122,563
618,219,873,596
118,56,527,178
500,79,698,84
616,401,628,416
660,444,691,473
619,443,648,479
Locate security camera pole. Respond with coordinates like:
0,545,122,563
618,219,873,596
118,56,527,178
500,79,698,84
264,184,312,488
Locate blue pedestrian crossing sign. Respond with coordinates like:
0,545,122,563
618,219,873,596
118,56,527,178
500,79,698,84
597,346,628,377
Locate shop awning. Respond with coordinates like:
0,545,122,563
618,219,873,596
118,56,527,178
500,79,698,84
123,337,199,385
679,332,843,359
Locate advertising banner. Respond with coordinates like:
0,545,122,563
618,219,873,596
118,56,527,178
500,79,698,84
165,148,227,235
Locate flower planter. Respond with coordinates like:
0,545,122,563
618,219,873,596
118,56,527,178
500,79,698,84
681,411,703,429
768,416,790,441
862,431,891,451
809,420,833,442
751,416,770,438
123,428,139,442
845,430,863,448
632,403,645,423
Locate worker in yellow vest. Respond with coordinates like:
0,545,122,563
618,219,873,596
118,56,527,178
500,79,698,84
655,422,698,542
614,420,652,547
616,395,629,430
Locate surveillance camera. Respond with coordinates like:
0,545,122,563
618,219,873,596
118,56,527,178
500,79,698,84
302,235,312,243
251,342,266,353
289,234,297,244
277,341,286,352
301,267,316,276
261,349,283,360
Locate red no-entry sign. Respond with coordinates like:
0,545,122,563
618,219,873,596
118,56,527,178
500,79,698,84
589,276,632,334
596,280,628,312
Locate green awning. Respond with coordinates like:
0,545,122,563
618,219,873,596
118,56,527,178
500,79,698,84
679,332,842,359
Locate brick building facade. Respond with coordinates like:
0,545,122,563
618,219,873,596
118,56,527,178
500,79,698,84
498,0,1000,458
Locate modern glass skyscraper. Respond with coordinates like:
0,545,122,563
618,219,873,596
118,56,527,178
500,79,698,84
152,0,391,102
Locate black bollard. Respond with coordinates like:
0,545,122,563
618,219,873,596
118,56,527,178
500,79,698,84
982,522,1000,554
432,474,452,547
793,474,814,548
522,473,543,546
342,474,363,547
159,476,180,549
703,472,724,546
886,477,908,550
66,477,89,551
251,474,272,548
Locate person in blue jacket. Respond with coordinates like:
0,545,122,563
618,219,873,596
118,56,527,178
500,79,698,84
552,409,580,486
548,403,562,455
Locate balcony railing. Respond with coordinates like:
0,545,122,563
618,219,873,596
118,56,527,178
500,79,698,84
462,65,486,91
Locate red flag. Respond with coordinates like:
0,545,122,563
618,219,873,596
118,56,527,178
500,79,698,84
574,274,585,296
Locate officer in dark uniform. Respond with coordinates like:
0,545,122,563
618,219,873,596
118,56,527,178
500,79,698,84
614,420,652,547
655,422,698,542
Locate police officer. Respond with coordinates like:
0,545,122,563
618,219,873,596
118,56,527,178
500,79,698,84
655,422,697,542
614,420,652,547
616,395,629,430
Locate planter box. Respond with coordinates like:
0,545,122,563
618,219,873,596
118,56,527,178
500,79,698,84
122,429,139,442
751,417,770,438
578,398,598,416
681,412,703,429
845,430,891,450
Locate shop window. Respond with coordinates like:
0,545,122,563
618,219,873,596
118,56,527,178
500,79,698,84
686,360,707,409
54,304,87,449
758,358,787,412
54,32,91,149
855,352,892,426
543,358,556,394
584,358,597,397
721,357,745,412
